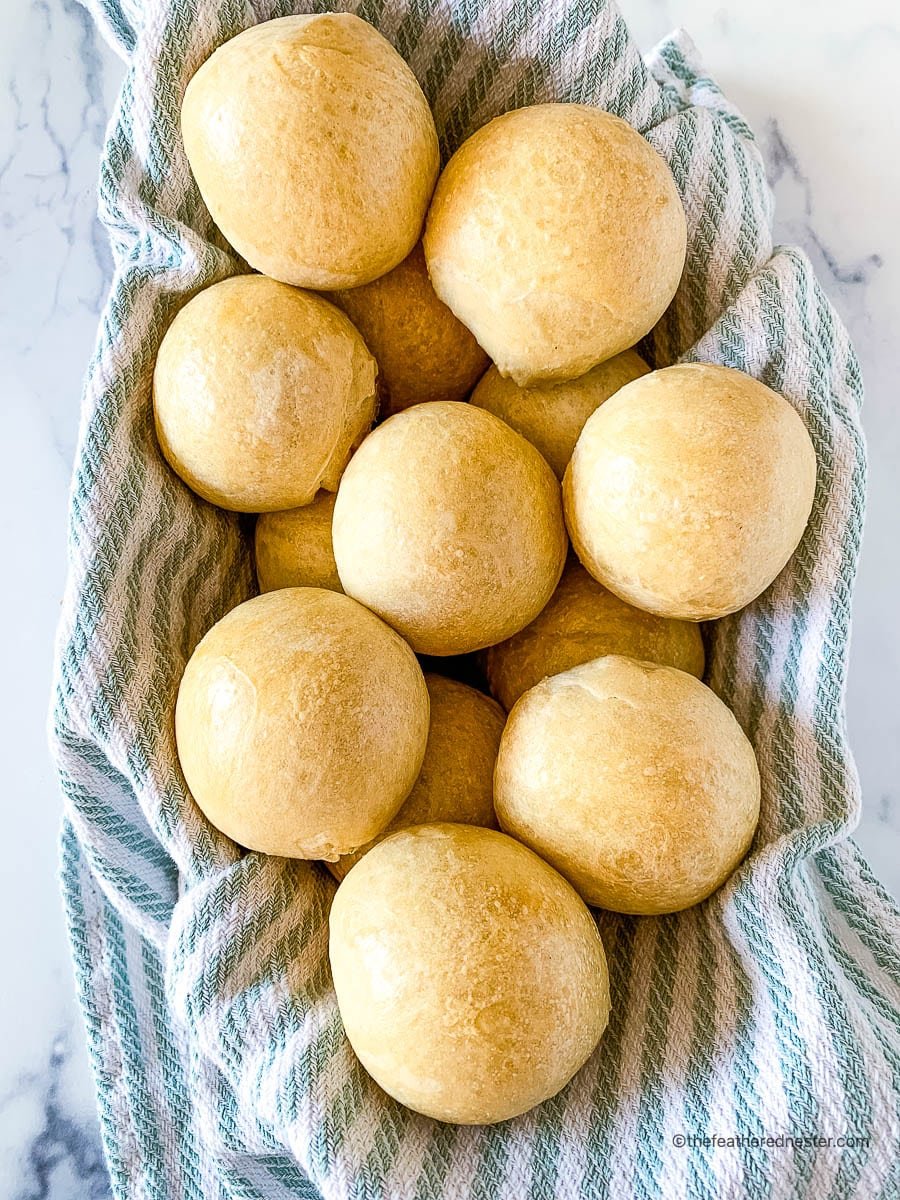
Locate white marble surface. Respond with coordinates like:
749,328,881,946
1,0,897,1194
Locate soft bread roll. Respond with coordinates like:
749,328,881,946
255,493,342,594
181,14,440,288
494,656,760,914
329,674,504,880
424,104,686,385
329,823,610,1123
328,243,489,416
486,560,705,710
563,363,817,620
175,588,429,859
154,276,376,512
470,349,649,479
332,401,568,655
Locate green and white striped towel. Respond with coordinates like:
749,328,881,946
52,1,900,1197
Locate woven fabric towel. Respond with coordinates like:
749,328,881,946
53,1,900,1197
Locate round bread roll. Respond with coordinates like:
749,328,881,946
486,560,705,710
154,276,377,512
424,104,686,385
181,14,439,288
255,493,342,594
563,363,817,620
328,243,489,416
470,348,649,479
494,656,760,914
329,823,610,1123
329,675,504,880
175,588,429,859
332,401,568,655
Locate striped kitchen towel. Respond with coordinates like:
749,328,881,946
52,1,900,1197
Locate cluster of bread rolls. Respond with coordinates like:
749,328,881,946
159,14,817,1127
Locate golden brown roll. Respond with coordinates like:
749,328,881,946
494,656,760,914
424,103,686,385
254,493,342,594
563,362,817,620
329,674,503,880
486,560,704,710
181,14,440,288
153,276,376,512
332,401,568,655
328,243,489,416
329,823,610,1123
175,588,429,859
470,349,649,478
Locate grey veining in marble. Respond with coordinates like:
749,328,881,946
7,1034,111,1200
762,118,884,287
2,0,120,1192
2,0,898,1195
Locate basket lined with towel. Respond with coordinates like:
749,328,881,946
53,1,900,1196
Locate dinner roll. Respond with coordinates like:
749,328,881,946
153,276,376,512
175,588,429,859
494,656,760,914
254,493,341,594
486,560,704,710
181,14,439,288
333,402,568,655
424,104,686,385
470,348,649,478
563,363,817,620
329,675,504,880
328,243,489,416
329,824,610,1123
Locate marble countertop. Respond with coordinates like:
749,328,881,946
2,1,898,1195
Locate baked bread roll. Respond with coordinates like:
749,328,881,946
328,243,489,416
175,588,429,859
494,655,760,914
254,493,342,594
181,14,440,288
329,674,504,880
332,401,568,655
153,276,376,512
470,348,649,479
564,363,817,620
329,823,610,1123
424,103,686,385
486,560,704,710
